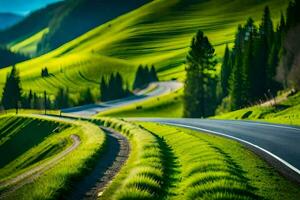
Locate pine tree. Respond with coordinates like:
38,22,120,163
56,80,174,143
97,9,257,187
1,66,22,112
184,30,217,118
150,65,159,82
230,25,245,110
220,44,232,98
258,6,274,93
115,72,124,98
133,65,144,89
55,88,69,109
81,88,94,104
242,18,257,103
100,77,108,101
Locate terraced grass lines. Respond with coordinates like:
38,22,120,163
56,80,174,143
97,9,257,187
94,118,176,199
0,115,105,200
140,123,300,200
141,123,259,200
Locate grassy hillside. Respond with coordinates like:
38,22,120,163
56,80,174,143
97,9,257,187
213,92,300,126
0,115,105,199
0,0,289,99
0,2,63,46
9,28,49,57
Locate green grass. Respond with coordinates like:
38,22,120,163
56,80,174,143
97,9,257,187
0,115,69,169
140,122,300,200
0,0,288,99
97,88,183,118
93,118,174,199
214,92,300,126
0,115,106,200
9,28,49,57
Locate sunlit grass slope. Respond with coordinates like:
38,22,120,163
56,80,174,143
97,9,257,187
0,0,288,97
140,123,300,199
9,28,49,57
214,92,300,126
0,115,105,200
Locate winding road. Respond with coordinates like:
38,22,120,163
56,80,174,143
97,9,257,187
61,80,300,184
62,81,183,117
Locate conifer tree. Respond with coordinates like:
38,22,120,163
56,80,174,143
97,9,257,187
133,65,144,89
150,65,159,82
220,45,231,98
1,66,22,112
184,30,217,118
257,6,274,93
100,77,108,101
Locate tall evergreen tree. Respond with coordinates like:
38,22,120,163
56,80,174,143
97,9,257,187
184,30,217,118
1,66,22,112
115,72,124,98
257,6,274,93
230,25,245,110
150,65,159,82
133,65,144,89
242,18,257,103
100,77,108,101
220,44,231,98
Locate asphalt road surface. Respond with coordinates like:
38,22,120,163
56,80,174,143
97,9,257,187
62,81,182,117
132,118,300,183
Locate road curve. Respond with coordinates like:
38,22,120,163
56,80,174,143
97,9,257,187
62,81,183,117
0,135,80,198
132,118,300,183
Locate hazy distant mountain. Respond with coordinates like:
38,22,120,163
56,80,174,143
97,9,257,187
0,13,24,30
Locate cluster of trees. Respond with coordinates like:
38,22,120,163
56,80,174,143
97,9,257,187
100,72,130,102
221,2,300,111
41,67,50,77
1,66,51,112
133,65,158,89
0,65,133,113
184,1,300,118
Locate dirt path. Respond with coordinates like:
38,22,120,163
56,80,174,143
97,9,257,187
66,127,130,200
0,135,80,199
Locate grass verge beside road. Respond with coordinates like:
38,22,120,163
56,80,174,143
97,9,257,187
214,92,300,126
139,122,300,200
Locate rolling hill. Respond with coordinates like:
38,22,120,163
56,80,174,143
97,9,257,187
0,0,289,100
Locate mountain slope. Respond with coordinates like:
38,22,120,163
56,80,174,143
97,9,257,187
37,0,151,54
0,0,289,98
0,46,28,69
0,13,24,30
0,2,64,45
